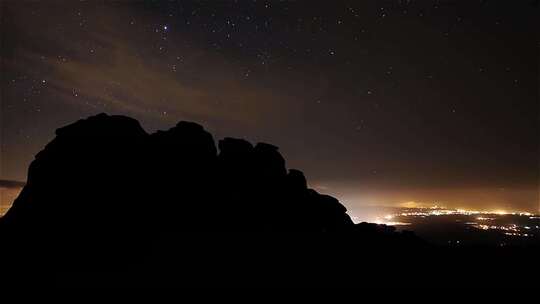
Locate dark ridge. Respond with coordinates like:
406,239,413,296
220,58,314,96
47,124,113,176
0,113,536,288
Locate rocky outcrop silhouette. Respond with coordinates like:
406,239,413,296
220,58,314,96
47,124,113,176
4,113,540,289
1,114,388,232
2,113,537,288
0,113,426,287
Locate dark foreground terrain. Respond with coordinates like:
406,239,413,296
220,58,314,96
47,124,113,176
1,114,538,288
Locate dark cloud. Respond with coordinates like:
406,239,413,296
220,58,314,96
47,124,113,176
0,180,25,189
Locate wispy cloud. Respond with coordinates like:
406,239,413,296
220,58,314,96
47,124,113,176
7,5,296,129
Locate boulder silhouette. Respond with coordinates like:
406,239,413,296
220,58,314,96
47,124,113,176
0,113,426,287
1,114,152,270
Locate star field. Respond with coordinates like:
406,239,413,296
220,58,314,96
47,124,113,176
1,0,538,212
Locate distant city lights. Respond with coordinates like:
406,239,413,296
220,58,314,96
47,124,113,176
374,206,539,238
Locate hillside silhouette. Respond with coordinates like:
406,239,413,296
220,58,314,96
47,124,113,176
0,114,537,288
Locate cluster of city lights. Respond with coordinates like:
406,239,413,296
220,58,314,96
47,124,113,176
476,217,495,221
374,206,539,238
476,224,519,232
473,223,539,237
394,207,533,217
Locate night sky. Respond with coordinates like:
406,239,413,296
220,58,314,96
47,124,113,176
1,1,538,216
